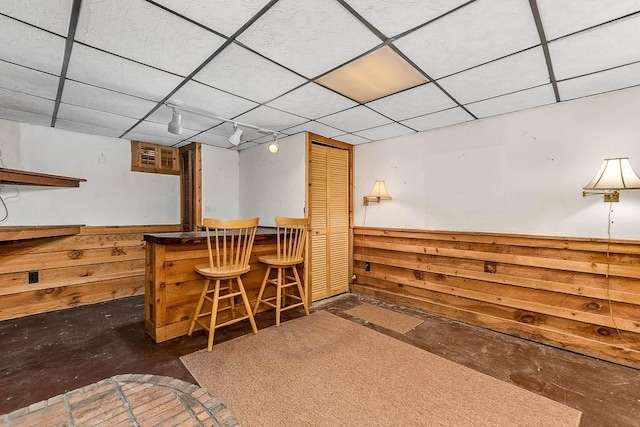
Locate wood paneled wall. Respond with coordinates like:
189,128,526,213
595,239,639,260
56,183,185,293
352,227,640,369
0,224,180,321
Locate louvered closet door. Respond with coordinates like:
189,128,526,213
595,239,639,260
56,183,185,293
310,143,349,301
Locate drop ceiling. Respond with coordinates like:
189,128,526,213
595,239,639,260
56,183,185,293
0,0,639,150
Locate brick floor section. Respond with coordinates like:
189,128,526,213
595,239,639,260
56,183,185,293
0,374,238,427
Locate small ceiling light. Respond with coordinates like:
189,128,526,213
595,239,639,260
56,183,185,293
267,133,279,154
363,180,392,206
227,123,243,146
168,107,182,135
583,157,640,202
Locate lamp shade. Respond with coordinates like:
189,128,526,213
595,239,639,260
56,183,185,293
583,157,640,191
367,180,392,200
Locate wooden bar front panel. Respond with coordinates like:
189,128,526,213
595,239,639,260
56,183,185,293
145,233,298,342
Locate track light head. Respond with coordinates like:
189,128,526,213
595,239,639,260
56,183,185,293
168,107,183,135
227,123,243,146
267,132,279,154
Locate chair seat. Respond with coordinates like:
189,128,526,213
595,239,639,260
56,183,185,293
195,263,250,278
258,254,304,267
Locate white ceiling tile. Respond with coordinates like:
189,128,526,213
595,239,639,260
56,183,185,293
334,134,371,145
170,81,258,119
57,103,138,131
558,62,640,101
55,119,124,138
401,107,474,131
122,132,181,146
0,107,51,126
267,83,357,119
148,105,224,133
194,44,306,104
438,47,550,104
318,106,392,133
237,0,381,78
233,142,258,151
187,131,235,149
75,0,225,76
537,0,640,40
281,121,344,138
366,83,456,121
0,15,65,74
123,131,182,147
0,88,55,116
346,0,469,38
394,0,540,79
61,80,158,118
66,44,184,101
152,0,273,37
0,61,59,99
233,106,308,132
549,15,640,80
354,123,415,141
129,120,199,141
0,0,72,36
465,84,556,118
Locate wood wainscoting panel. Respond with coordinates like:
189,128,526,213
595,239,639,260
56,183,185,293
352,227,640,369
0,224,181,321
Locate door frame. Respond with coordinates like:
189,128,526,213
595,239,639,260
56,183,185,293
305,132,354,305
179,142,202,231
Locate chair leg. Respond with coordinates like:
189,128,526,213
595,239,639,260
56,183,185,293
228,278,236,319
275,267,283,327
189,278,210,336
292,265,309,316
253,266,271,315
236,276,258,335
207,279,221,352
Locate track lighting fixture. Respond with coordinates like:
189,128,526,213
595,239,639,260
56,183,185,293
167,107,182,135
165,101,283,148
267,132,279,154
227,123,243,146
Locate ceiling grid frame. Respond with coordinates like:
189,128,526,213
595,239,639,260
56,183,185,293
0,0,638,148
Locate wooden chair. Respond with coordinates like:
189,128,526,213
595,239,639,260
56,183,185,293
188,217,259,351
253,216,310,326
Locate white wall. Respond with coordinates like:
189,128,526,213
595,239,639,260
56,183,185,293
201,144,240,219
0,120,180,226
355,85,640,239
239,133,306,226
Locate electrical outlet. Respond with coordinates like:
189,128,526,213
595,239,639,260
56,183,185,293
28,271,39,284
364,262,371,272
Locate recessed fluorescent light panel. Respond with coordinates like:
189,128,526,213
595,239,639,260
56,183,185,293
316,46,428,103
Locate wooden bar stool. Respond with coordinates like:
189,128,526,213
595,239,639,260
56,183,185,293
253,217,310,326
188,217,259,351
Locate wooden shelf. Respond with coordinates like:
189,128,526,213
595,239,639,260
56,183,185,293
0,225,84,241
0,168,86,187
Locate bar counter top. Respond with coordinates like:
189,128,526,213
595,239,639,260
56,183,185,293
143,227,278,245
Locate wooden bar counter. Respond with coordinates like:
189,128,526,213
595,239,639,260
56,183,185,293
144,228,290,342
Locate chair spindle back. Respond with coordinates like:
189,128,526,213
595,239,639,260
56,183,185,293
202,218,259,271
275,216,309,263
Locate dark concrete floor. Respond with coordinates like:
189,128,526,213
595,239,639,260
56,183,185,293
1,293,638,426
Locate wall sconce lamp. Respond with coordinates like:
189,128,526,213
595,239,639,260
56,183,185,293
363,180,392,206
582,157,640,202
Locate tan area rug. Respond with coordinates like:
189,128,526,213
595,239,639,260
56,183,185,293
181,311,581,427
345,303,423,334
